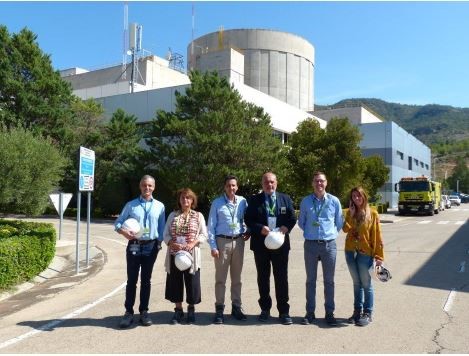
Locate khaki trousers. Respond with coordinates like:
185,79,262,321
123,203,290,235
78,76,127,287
214,237,245,307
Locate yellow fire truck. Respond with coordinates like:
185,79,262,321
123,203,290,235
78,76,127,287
394,176,442,216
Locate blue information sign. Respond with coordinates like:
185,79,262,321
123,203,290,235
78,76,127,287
79,146,95,191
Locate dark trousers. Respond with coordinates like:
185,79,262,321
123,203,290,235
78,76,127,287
165,255,201,305
125,240,159,314
253,247,290,315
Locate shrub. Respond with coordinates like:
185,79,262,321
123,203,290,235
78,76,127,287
0,128,67,216
0,219,56,290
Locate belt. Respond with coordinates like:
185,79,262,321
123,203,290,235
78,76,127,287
216,234,241,240
131,239,155,245
308,239,333,244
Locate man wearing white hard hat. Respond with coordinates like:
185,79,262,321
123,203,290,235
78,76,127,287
114,175,166,328
245,171,296,325
298,171,343,327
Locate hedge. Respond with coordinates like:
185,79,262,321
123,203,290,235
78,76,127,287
0,219,56,291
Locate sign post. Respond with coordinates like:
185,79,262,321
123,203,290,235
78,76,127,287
49,193,73,240
77,146,95,274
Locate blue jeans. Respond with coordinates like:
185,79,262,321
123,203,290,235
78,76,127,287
345,250,374,313
304,239,337,314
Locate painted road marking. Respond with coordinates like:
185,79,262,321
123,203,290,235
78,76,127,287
437,221,450,224
0,282,126,350
417,220,432,224
443,289,456,312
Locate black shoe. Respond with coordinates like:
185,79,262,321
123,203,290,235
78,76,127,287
347,309,361,324
231,305,247,321
325,312,338,326
139,311,152,326
214,309,224,324
187,306,195,324
301,312,316,325
279,313,293,325
119,311,134,328
356,312,372,326
171,308,184,325
258,310,270,322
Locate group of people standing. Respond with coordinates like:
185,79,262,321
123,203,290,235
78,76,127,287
114,171,384,328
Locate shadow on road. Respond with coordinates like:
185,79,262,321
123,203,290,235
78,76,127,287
17,312,352,330
404,222,469,292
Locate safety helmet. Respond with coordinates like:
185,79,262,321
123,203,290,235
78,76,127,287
264,231,285,250
122,218,143,239
369,262,392,282
174,251,193,271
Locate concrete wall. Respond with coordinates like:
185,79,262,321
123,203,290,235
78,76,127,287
313,106,383,125
194,48,245,83
95,80,325,134
61,56,190,100
188,29,315,111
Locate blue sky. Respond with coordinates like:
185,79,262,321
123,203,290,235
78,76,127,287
2,1,469,108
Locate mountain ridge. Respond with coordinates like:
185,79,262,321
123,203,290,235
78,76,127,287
314,98,469,145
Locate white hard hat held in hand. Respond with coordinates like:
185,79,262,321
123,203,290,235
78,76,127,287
264,230,285,250
175,250,193,271
122,218,143,239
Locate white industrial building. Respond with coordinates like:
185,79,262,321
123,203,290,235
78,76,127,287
60,27,431,207
314,106,432,207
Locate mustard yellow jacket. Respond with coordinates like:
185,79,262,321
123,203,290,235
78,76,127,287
343,209,384,261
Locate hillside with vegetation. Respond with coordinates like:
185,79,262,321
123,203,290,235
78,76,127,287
315,98,469,189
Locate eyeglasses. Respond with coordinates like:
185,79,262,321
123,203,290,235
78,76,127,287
313,179,326,183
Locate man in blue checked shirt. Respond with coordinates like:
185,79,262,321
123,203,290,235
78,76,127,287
298,171,343,327
207,175,250,324
114,175,166,328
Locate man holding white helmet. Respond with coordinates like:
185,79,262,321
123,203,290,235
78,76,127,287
298,171,343,326
245,171,296,325
114,175,166,328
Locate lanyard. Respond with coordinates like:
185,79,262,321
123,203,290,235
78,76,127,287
265,195,276,216
224,194,238,224
140,198,153,228
312,195,327,223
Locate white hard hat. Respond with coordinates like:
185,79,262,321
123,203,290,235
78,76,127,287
174,251,193,271
264,231,285,250
122,218,143,239
369,261,392,282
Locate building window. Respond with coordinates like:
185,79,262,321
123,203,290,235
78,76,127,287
420,161,424,168
425,164,429,170
408,156,412,170
396,150,404,160
414,158,419,165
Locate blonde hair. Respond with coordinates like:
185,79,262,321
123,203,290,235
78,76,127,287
350,186,371,226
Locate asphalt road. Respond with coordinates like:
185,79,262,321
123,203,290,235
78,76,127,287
0,207,468,353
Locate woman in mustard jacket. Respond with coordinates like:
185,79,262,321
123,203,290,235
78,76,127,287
343,186,384,327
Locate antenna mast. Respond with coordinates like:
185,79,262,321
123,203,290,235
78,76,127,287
122,2,129,79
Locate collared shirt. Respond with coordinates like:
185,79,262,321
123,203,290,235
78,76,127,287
114,196,166,241
207,193,248,250
298,192,343,241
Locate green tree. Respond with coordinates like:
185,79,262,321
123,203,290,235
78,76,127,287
93,109,146,215
0,128,67,215
287,117,364,204
0,26,74,143
146,71,287,213
361,155,390,200
447,157,469,193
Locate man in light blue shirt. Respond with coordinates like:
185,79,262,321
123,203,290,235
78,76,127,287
114,175,165,328
207,175,249,324
298,171,343,326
